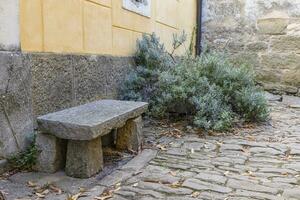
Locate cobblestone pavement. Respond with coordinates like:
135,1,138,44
1,94,300,200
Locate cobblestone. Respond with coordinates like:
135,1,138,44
1,95,300,199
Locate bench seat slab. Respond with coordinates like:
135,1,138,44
116,116,143,153
37,100,148,140
65,137,103,178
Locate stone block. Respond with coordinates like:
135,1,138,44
121,149,157,172
229,52,260,69
0,52,33,158
286,22,300,36
65,137,103,178
116,116,143,152
29,53,74,116
256,68,282,83
35,133,67,173
261,53,300,70
271,36,300,52
257,18,289,35
245,41,268,52
282,70,300,87
261,83,298,95
73,55,107,105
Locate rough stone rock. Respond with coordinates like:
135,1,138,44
35,133,67,173
121,186,165,199
99,170,132,187
245,41,268,51
261,53,300,71
257,18,289,35
271,36,300,52
227,179,279,194
195,171,227,184
282,69,300,86
249,147,282,155
116,116,143,152
121,149,157,172
282,188,300,199
65,137,103,178
37,100,148,140
137,182,193,195
235,190,283,200
182,178,232,193
287,23,300,36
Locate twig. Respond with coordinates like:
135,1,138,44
0,99,20,150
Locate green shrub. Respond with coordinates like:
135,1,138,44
120,33,269,131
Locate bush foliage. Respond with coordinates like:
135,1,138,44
121,33,269,131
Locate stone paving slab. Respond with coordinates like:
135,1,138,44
0,95,300,200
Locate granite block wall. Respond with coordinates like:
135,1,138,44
202,0,300,95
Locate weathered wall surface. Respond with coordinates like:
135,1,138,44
20,0,196,56
0,52,33,158
202,0,300,95
0,52,133,158
0,0,20,51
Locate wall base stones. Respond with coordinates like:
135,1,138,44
202,0,300,96
0,51,133,159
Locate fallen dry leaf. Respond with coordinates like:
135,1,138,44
216,142,223,146
191,191,200,198
27,181,37,188
156,144,167,151
190,148,195,154
169,171,177,176
242,170,255,177
35,192,46,198
289,104,300,109
170,181,181,188
67,192,86,200
94,194,113,200
281,172,289,176
95,184,121,200
49,185,62,194
224,171,230,176
0,191,6,200
132,183,138,187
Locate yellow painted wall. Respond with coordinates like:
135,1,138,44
20,0,196,56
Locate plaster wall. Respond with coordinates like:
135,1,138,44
0,0,20,50
20,0,197,56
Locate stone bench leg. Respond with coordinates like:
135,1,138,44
36,133,66,173
65,137,103,178
116,116,143,153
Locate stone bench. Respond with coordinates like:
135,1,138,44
36,100,148,178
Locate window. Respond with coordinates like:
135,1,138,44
123,0,151,17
